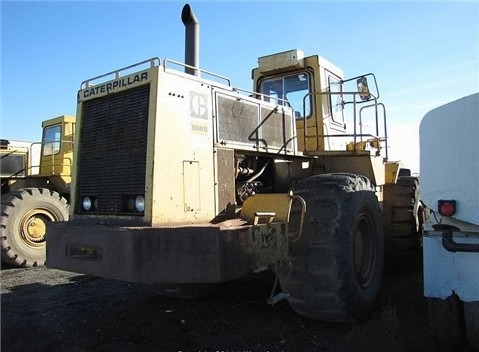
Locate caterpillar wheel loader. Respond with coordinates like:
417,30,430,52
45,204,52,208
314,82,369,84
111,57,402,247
46,4,421,323
1,115,75,267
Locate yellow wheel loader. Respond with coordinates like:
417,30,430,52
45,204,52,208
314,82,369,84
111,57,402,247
1,115,75,267
46,5,420,323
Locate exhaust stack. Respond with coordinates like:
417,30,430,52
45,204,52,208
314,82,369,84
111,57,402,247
181,4,199,76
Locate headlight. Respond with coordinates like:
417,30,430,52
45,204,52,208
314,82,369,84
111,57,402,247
82,196,92,211
135,195,145,212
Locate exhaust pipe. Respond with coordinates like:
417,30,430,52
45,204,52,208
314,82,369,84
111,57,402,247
181,4,199,76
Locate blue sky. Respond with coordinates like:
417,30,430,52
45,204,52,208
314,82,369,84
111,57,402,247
2,0,478,173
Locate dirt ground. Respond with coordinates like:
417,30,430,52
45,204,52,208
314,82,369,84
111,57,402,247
0,265,469,352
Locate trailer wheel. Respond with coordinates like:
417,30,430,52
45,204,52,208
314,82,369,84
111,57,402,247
464,301,479,351
279,173,384,323
428,295,466,349
1,188,69,268
383,176,423,269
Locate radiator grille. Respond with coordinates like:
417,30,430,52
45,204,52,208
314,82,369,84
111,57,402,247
77,84,150,215
216,93,294,153
261,106,293,152
217,95,259,145
0,152,26,178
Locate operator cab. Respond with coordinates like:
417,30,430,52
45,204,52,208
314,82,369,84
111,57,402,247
38,115,75,193
252,49,382,155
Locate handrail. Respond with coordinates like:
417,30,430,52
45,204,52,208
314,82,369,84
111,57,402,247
163,58,231,86
80,57,160,89
302,91,387,157
222,86,292,110
359,102,388,159
342,73,380,101
288,195,307,243
77,56,293,110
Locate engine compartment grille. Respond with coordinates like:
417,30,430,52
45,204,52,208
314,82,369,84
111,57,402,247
76,84,150,215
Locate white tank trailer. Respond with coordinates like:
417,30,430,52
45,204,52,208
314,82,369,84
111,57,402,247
420,92,479,351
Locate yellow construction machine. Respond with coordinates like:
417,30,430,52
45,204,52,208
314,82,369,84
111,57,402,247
1,115,75,267
46,5,421,322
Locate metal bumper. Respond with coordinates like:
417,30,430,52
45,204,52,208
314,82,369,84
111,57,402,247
46,220,288,284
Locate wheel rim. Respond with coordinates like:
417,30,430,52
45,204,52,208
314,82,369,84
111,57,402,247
354,213,375,288
19,208,56,247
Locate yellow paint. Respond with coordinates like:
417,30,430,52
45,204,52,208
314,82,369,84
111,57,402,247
240,193,291,224
385,161,400,184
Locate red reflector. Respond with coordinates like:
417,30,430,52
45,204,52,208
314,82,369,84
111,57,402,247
438,200,456,217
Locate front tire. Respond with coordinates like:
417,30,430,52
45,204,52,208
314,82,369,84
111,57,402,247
279,173,384,323
1,188,69,267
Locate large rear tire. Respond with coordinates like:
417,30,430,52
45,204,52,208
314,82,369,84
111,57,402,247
279,173,384,323
1,188,69,267
383,176,423,269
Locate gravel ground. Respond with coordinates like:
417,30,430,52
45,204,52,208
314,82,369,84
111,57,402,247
0,266,467,352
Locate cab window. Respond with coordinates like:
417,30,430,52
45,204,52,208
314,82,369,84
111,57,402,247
327,73,344,126
43,125,61,156
260,72,311,119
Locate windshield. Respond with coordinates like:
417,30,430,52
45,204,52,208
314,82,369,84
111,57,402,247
260,72,311,119
43,125,61,156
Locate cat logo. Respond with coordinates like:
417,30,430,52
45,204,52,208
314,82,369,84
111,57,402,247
190,92,208,119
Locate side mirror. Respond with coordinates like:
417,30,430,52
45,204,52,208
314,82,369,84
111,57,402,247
356,76,371,101
342,73,379,105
